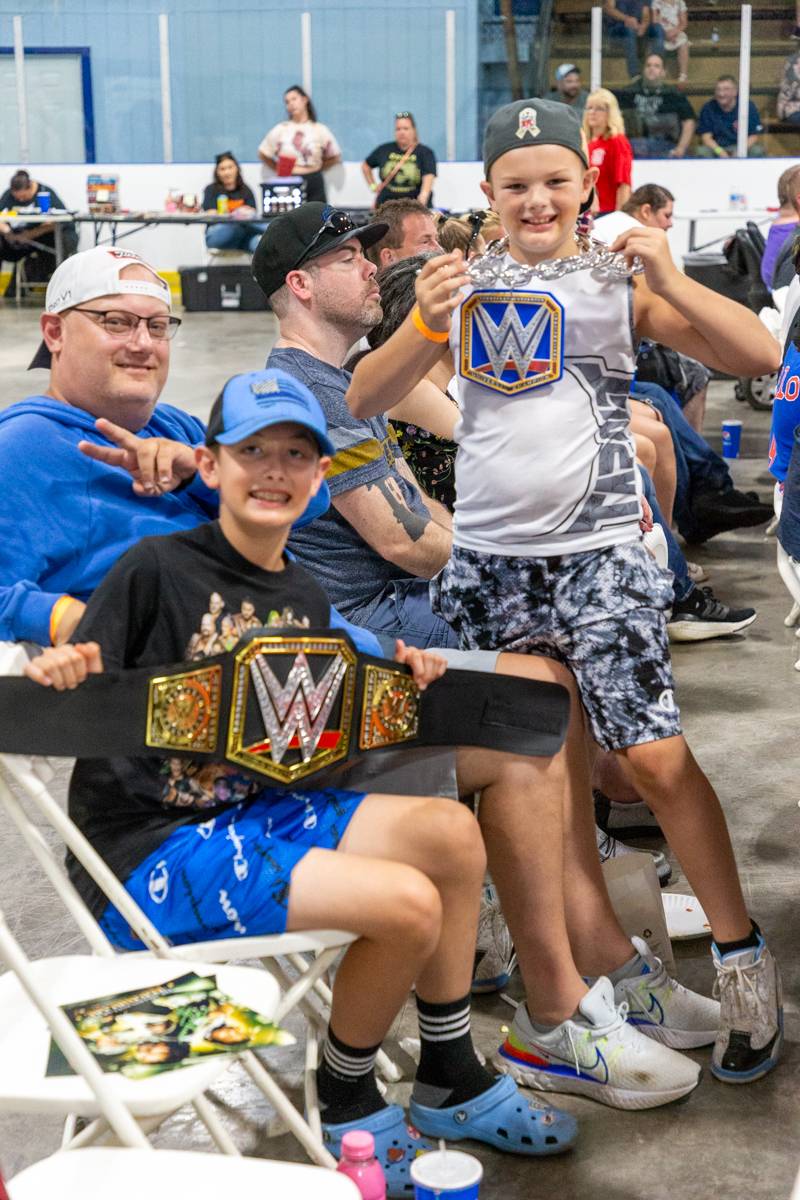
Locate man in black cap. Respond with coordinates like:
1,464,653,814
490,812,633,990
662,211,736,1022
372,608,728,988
252,201,460,647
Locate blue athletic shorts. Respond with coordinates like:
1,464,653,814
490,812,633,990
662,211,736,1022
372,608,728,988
99,787,366,950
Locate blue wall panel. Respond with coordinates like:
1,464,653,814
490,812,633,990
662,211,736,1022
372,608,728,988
0,1,478,163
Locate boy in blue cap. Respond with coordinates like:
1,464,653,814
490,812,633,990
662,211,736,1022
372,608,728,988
25,368,579,1189
347,98,783,1088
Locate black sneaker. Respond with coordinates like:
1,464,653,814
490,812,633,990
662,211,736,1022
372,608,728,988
687,488,773,543
668,586,757,642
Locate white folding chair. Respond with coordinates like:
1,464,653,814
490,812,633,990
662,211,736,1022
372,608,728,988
7,1147,359,1199
0,750,402,1166
0,905,280,1155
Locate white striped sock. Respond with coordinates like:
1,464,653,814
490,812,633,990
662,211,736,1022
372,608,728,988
322,1038,378,1080
417,1004,471,1043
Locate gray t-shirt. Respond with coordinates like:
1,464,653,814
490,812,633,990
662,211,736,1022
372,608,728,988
268,347,432,617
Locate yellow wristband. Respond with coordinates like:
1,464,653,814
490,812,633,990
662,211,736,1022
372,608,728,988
50,594,77,645
411,305,450,344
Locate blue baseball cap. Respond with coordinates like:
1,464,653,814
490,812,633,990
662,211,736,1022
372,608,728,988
205,368,335,457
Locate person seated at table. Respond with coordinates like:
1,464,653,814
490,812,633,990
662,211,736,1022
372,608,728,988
0,169,78,298
201,152,266,255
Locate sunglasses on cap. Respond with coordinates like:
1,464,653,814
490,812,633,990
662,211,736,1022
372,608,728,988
290,206,358,271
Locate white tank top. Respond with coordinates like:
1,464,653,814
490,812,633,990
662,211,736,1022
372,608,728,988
451,254,641,556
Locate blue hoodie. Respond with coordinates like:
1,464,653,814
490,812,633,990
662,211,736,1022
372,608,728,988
0,396,218,644
0,395,375,655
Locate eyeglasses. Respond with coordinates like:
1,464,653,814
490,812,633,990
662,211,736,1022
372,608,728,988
72,308,182,340
290,206,357,271
395,111,414,121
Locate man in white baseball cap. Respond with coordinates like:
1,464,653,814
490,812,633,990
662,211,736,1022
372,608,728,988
0,245,208,646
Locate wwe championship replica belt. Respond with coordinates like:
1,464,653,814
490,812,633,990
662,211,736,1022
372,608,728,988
0,629,570,787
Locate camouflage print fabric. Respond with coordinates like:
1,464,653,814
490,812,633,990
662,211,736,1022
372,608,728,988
431,540,681,751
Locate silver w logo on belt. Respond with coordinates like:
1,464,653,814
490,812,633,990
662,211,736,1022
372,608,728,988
250,650,349,765
227,635,358,783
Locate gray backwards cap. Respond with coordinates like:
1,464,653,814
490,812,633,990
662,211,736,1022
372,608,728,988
483,98,588,176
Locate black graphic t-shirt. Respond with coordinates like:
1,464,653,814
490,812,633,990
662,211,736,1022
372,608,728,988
68,521,331,916
365,141,437,205
201,183,257,213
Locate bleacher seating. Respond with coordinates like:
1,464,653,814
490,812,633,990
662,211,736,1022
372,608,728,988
549,0,800,154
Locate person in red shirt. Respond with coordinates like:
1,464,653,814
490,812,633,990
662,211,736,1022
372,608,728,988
583,89,634,214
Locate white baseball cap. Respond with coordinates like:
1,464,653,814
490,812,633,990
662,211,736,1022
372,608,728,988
29,245,172,369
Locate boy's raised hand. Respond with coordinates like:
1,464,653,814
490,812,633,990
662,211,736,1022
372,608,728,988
414,250,471,334
25,642,104,690
393,639,447,691
78,418,197,496
610,226,679,296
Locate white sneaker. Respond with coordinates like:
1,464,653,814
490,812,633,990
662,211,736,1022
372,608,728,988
472,883,516,994
595,824,672,886
493,977,701,1110
612,937,720,1049
711,935,783,1083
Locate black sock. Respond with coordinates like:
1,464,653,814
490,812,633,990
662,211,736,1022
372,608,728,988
316,1026,386,1126
411,994,495,1109
715,920,761,957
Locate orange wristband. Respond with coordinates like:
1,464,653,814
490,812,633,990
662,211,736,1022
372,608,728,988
411,305,450,344
50,594,77,645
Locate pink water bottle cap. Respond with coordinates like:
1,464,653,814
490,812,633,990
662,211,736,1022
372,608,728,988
341,1130,375,1161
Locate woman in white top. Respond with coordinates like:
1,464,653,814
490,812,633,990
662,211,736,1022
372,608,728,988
258,85,341,203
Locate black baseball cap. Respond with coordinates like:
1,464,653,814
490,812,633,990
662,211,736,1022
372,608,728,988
483,97,588,177
252,202,389,298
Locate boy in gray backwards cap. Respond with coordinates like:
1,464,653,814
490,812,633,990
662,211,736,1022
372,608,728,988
346,97,784,1094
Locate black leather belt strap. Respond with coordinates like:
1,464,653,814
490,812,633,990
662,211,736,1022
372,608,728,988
0,629,569,786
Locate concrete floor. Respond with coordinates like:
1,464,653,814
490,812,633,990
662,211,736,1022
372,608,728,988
0,304,798,1198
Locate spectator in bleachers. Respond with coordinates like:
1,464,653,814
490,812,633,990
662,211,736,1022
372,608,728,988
615,52,696,158
695,76,765,159
760,164,800,290
362,113,437,209
582,89,633,213
258,85,341,204
201,152,266,255
603,0,665,79
365,199,441,269
651,0,689,85
777,49,800,124
0,169,78,298
546,63,589,114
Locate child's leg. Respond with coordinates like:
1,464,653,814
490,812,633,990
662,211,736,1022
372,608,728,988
616,735,750,942
289,793,485,1023
464,653,599,1024
295,793,577,1163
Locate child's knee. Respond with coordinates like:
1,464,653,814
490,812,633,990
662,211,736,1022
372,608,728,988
618,734,689,794
390,867,443,953
425,798,487,882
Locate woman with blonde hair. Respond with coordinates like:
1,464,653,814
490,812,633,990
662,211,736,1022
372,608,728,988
583,89,633,214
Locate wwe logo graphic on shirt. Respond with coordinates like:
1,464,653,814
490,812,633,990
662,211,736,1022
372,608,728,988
249,650,348,765
460,291,564,394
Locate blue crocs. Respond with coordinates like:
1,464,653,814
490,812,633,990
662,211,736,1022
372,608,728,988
322,1103,434,1198
409,1074,578,1156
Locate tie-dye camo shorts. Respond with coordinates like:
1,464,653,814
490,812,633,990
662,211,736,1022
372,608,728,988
430,539,682,751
